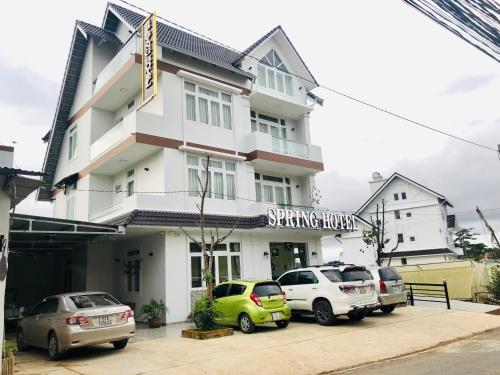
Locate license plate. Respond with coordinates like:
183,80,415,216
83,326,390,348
272,312,281,321
99,315,112,327
393,285,402,292
359,287,367,294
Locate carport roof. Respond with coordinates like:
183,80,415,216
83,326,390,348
9,214,124,253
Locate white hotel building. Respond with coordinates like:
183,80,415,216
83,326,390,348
36,3,344,322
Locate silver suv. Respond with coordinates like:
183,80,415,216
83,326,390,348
367,266,407,314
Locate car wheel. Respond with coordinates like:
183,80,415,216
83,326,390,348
48,332,61,361
347,310,366,322
275,320,290,329
380,305,396,314
314,300,335,326
238,313,256,334
112,339,128,350
17,328,28,351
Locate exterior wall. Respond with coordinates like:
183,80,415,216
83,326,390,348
86,243,114,293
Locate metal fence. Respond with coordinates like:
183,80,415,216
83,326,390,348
405,281,451,309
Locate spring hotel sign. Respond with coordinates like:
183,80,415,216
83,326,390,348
267,208,358,231
141,12,158,103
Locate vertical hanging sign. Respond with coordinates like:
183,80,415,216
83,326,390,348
141,12,158,104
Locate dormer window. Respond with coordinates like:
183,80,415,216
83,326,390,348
257,50,293,96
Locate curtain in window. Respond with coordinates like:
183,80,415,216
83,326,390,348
255,182,262,202
275,186,286,206
187,155,198,166
185,81,196,92
251,120,257,132
225,161,236,172
218,256,229,283
211,101,221,126
286,186,292,207
186,94,196,121
199,98,209,124
222,104,232,129
285,76,293,96
263,185,274,203
226,174,236,200
214,172,224,199
267,69,276,89
231,256,241,279
276,72,284,92
188,168,198,196
257,64,267,87
258,123,268,133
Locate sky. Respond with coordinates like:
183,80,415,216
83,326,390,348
1,0,499,261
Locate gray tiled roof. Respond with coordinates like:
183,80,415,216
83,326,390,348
76,20,123,45
105,3,251,78
106,210,268,229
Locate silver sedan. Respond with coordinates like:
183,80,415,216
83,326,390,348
17,292,135,360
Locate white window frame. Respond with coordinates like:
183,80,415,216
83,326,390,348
127,169,135,197
255,173,292,207
190,242,241,290
125,250,142,295
68,125,78,161
187,154,236,200
257,63,293,97
183,80,233,130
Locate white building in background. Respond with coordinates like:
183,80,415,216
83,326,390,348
342,172,461,267
34,3,354,322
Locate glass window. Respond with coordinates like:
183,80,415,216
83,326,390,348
114,184,122,194
276,72,284,92
188,168,198,197
275,186,286,206
257,64,267,87
258,123,268,133
199,86,218,98
211,101,221,127
225,161,236,172
226,174,236,200
214,284,230,299
199,98,209,124
398,234,404,243
401,258,407,265
251,119,257,132
267,69,276,89
321,270,342,283
340,268,373,282
231,256,241,279
410,236,415,242
406,212,412,218
222,104,232,129
401,192,407,200
378,267,402,281
278,272,298,286
191,256,202,288
184,81,196,92
68,126,77,160
186,94,196,121
394,210,401,219
69,294,119,309
255,182,262,202
187,155,235,201
127,180,135,197
218,256,229,282
190,243,202,252
230,243,240,252
285,76,293,96
221,93,232,103
253,282,282,296
213,172,224,199
263,185,274,203
298,271,317,284
187,155,198,166
394,193,399,201
228,284,246,296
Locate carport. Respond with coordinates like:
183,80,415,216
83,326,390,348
5,214,124,323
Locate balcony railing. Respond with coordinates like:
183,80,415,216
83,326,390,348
90,120,126,160
271,136,309,159
93,36,140,94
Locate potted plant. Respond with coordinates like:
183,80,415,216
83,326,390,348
2,340,16,375
140,299,168,328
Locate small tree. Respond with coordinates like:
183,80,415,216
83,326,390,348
454,227,478,257
179,155,238,299
362,199,400,266
486,267,500,301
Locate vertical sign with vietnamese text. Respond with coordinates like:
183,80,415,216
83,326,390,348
141,12,158,104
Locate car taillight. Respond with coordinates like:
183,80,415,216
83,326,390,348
66,316,89,325
379,280,388,294
282,291,287,304
250,293,262,307
339,285,355,294
121,309,134,320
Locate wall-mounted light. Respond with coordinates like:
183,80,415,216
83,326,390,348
144,168,150,172
296,185,300,189
311,251,318,258
291,128,295,132
263,251,270,258
148,252,154,257
299,87,303,91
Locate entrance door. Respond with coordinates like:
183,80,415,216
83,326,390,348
270,243,308,280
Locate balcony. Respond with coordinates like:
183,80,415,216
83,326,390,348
93,36,141,94
244,132,323,175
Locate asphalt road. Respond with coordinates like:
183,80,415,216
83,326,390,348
337,327,500,375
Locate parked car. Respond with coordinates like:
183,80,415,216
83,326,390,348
17,292,135,360
212,280,291,333
367,266,407,314
277,265,378,325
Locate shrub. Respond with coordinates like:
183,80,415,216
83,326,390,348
486,267,500,301
193,293,220,331
140,299,168,320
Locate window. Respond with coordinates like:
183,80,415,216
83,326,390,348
257,50,293,96
228,284,246,296
187,155,236,201
298,271,317,284
376,219,382,226
256,172,292,207
340,268,373,282
397,234,404,243
401,258,408,265
190,242,241,288
69,294,119,309
114,184,122,194
321,270,342,283
394,210,401,220
394,193,399,201
253,282,282,296
127,100,135,109
401,192,407,200
184,81,232,129
126,250,140,293
278,271,298,286
68,126,77,160
406,212,412,218
65,183,76,220
378,267,402,281
410,236,415,242
127,180,135,197
213,284,230,299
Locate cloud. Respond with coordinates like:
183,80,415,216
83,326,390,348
0,58,58,113
444,73,496,95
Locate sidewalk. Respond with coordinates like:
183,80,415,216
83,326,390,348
15,306,500,375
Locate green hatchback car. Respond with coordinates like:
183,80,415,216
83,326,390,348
213,280,291,333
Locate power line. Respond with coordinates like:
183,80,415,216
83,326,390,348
117,0,498,154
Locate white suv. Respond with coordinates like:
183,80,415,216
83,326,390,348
277,265,378,325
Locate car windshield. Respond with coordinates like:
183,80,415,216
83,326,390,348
378,267,402,281
69,294,120,309
340,268,373,282
253,282,282,296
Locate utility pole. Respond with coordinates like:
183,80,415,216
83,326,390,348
476,206,500,248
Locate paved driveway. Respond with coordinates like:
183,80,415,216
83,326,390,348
15,307,500,375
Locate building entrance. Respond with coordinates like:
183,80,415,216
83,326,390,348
270,242,307,280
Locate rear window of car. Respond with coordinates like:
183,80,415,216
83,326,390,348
341,268,373,282
321,269,342,283
69,294,120,309
253,282,282,296
378,267,402,281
